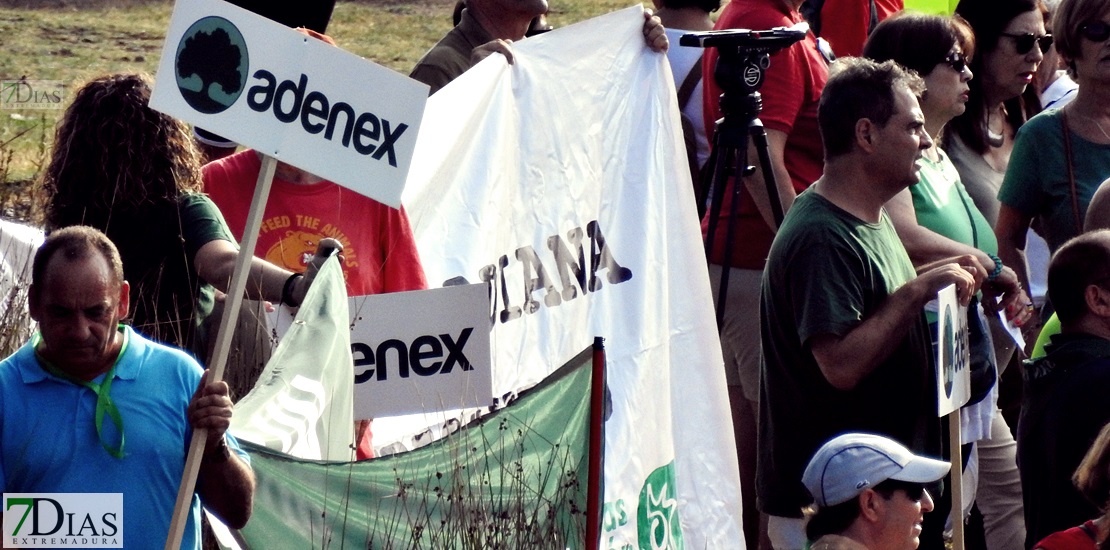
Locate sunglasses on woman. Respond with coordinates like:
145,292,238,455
943,51,968,73
1080,21,1110,43
1000,32,1053,54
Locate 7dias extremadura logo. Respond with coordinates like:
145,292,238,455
3,493,122,548
174,16,249,114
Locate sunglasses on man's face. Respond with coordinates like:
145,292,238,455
880,480,928,502
1080,21,1110,43
1000,32,1053,54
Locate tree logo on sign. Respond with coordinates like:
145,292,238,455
942,304,955,398
175,16,249,114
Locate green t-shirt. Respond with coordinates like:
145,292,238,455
912,149,998,254
999,108,1110,251
759,189,940,517
110,193,233,356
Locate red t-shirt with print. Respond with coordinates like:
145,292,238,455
203,150,428,297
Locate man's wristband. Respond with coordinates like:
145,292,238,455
986,253,1003,282
281,272,304,306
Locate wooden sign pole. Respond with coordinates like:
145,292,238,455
948,412,964,550
164,155,278,550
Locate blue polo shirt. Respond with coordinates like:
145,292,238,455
1,326,248,549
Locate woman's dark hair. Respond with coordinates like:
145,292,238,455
38,73,203,231
948,0,1045,154
862,12,976,79
36,73,207,351
657,0,722,13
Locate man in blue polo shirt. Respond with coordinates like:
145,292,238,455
1,226,254,549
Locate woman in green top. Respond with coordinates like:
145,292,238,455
863,12,1033,550
996,0,1110,297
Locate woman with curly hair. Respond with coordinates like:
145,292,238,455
38,73,330,358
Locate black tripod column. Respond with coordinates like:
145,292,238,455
678,26,807,333
702,63,786,332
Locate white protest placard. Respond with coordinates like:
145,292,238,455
149,0,427,207
936,284,971,417
348,284,493,419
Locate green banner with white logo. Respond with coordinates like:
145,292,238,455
236,347,597,549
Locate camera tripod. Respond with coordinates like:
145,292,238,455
680,26,806,329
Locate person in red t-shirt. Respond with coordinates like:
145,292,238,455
203,150,427,298
700,1,828,548
805,0,904,58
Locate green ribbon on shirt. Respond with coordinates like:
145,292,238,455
33,325,129,459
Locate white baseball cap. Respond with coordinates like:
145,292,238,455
802,433,951,507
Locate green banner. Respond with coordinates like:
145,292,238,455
236,347,598,549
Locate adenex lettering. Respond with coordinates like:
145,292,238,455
245,70,409,167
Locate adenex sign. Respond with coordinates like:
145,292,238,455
348,284,493,419
150,0,428,208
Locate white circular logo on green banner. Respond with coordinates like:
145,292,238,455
638,462,684,550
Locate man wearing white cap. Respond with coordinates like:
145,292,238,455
802,433,951,550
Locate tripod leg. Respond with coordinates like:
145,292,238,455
750,120,786,229
713,139,750,332
703,130,736,263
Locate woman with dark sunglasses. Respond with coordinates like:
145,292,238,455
946,0,1047,228
996,0,1110,313
863,12,1033,550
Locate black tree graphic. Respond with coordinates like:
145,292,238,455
177,26,245,114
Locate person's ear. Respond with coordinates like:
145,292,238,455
858,489,885,522
28,284,41,322
116,280,130,320
856,119,877,153
1085,283,1110,317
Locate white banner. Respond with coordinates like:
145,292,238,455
349,284,493,418
402,7,743,548
150,0,427,207
0,220,42,334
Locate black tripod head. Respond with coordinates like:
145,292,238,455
680,25,807,120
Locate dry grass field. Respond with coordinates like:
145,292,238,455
0,0,637,221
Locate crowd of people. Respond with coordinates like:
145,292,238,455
5,0,1110,548
698,0,1110,548
0,2,666,547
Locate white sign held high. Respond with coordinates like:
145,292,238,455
149,0,427,207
